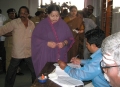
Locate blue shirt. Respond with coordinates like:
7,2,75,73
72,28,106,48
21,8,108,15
64,48,110,87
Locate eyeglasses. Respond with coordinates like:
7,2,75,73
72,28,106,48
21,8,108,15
19,13,28,15
100,61,120,69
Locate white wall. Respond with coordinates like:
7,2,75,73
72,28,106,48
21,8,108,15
0,0,38,18
29,0,38,16
84,0,101,26
112,0,120,34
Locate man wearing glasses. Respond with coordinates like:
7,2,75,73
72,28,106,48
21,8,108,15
101,32,120,87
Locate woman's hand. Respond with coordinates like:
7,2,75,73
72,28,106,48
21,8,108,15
47,41,57,48
70,57,81,65
57,42,64,48
57,40,68,48
79,30,84,33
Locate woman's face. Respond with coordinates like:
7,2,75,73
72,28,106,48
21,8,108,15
48,11,60,24
70,7,77,17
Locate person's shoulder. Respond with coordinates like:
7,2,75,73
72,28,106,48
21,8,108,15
29,19,35,25
63,16,69,23
11,18,21,23
89,14,96,18
64,16,69,20
87,18,95,23
59,18,68,25
30,16,36,21
3,19,12,24
36,17,48,24
91,48,102,59
84,18,91,22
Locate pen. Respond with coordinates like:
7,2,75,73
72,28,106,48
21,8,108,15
75,55,79,58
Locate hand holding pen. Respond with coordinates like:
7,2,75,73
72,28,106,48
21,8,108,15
70,55,81,65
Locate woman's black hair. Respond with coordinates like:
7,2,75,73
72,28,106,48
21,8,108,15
69,6,77,11
47,4,60,14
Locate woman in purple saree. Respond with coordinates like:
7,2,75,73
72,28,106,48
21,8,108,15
32,4,74,77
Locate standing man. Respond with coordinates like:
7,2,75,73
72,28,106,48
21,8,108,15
0,6,36,87
87,5,96,23
31,11,45,26
0,9,7,73
3,8,23,75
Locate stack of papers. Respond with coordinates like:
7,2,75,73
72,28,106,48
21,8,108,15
49,63,84,87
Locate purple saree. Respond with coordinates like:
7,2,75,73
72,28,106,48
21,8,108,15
32,17,74,77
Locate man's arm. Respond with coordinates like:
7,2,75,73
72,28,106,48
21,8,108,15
0,21,14,36
64,62,101,81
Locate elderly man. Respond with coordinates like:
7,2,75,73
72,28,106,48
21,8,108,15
101,32,120,87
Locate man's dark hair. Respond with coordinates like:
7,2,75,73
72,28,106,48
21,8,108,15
85,29,105,48
35,11,44,16
7,8,16,14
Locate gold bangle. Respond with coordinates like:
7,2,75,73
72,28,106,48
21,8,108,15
64,40,67,46
63,42,66,46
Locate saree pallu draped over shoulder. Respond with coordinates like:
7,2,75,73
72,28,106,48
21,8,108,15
64,16,85,61
31,17,74,77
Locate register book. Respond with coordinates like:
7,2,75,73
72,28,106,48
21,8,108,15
49,63,84,87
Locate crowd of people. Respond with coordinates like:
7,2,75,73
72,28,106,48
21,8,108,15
0,3,120,87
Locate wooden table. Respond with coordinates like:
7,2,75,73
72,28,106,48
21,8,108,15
31,62,90,87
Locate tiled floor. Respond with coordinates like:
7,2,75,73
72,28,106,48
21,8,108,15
0,61,32,87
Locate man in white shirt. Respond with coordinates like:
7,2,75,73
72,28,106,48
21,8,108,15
0,9,7,41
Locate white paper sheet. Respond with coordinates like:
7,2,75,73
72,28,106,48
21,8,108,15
53,63,81,68
49,64,84,87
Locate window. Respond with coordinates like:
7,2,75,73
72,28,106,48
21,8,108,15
38,0,84,10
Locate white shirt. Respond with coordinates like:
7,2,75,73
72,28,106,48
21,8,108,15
83,18,97,33
0,14,7,41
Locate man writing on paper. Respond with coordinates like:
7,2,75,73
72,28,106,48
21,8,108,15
58,29,110,87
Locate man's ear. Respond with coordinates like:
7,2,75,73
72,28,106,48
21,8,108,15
91,44,96,48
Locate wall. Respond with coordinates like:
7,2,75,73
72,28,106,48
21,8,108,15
0,0,38,18
29,0,38,17
112,0,120,34
84,0,101,27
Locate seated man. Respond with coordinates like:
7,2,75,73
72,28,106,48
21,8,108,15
101,31,120,87
58,29,110,87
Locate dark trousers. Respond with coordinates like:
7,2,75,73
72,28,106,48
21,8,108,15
0,41,6,73
5,57,36,87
